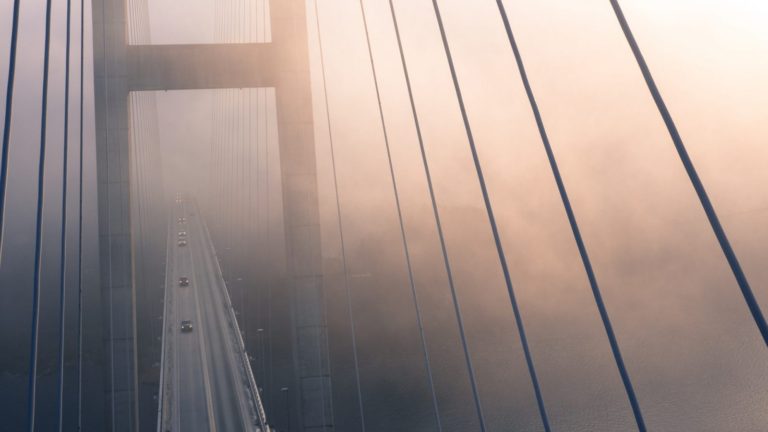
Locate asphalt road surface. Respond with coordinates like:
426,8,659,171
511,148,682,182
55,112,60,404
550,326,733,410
165,199,259,432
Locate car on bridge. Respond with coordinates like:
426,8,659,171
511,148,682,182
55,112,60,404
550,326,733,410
178,239,187,247
180,320,193,332
178,277,189,287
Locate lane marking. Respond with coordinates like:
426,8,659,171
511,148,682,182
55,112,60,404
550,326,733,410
189,210,218,432
196,205,258,431
170,211,181,431
198,231,251,431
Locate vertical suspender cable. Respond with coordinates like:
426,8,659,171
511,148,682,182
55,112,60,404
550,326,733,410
57,0,74,429
242,0,247,42
234,89,239,304
266,90,277,419
229,88,235,281
237,0,242,43
208,96,213,219
253,87,261,381
493,2,645,430
221,90,227,271
252,86,260,397
245,88,252,369
215,91,221,235
356,2,442,431
312,1,366,429
226,90,231,249
239,89,245,316
0,0,22,257
247,88,254,378
220,89,225,241
428,1,553,429
214,91,220,236
266,88,275,417
219,90,224,243
220,90,226,244
214,1,219,43
264,88,272,392
609,0,768,346
76,0,86,427
208,95,212,209
221,89,228,269
227,87,234,280
27,0,55,429
264,89,272,410
255,89,260,280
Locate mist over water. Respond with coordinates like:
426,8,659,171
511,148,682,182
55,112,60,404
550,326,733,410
2,0,768,430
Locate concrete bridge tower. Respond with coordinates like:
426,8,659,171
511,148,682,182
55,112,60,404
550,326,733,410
91,1,332,430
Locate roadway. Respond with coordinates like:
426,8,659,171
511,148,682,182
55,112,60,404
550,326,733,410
159,198,266,432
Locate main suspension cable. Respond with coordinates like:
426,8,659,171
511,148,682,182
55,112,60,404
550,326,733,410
357,1,442,430
0,0,22,259
493,2,647,430
76,0,86,427
609,0,768,346
97,0,118,426
56,0,75,428
387,0,491,428
27,0,56,429
427,1,552,429
313,1,366,429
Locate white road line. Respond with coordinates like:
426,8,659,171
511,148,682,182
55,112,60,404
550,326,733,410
190,213,218,432
171,220,181,431
196,204,260,431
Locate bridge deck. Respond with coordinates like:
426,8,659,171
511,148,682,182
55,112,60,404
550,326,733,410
159,198,266,432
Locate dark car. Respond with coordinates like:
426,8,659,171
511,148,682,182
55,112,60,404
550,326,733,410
178,277,189,287
178,240,187,247
181,320,193,332
178,231,187,238
178,217,186,223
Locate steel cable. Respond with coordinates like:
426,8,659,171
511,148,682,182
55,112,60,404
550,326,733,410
0,0,22,258
56,0,75,428
27,0,56,428
357,1,443,430
427,2,558,430
609,0,768,347
493,1,650,430
313,1,366,429
75,0,86,427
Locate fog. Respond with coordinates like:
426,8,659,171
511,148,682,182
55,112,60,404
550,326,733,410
1,0,768,431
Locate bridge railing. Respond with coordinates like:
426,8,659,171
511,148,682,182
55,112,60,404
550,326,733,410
157,214,175,432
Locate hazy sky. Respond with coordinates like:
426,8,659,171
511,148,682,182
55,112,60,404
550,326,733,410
1,0,767,431
141,1,768,430
296,2,768,430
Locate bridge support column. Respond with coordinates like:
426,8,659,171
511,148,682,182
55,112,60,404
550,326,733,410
273,2,335,431
91,0,334,430
92,0,139,430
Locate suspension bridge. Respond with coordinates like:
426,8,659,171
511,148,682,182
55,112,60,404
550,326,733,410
1,0,766,431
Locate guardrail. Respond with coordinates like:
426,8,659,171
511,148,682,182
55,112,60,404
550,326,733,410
157,214,175,432
197,201,270,431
